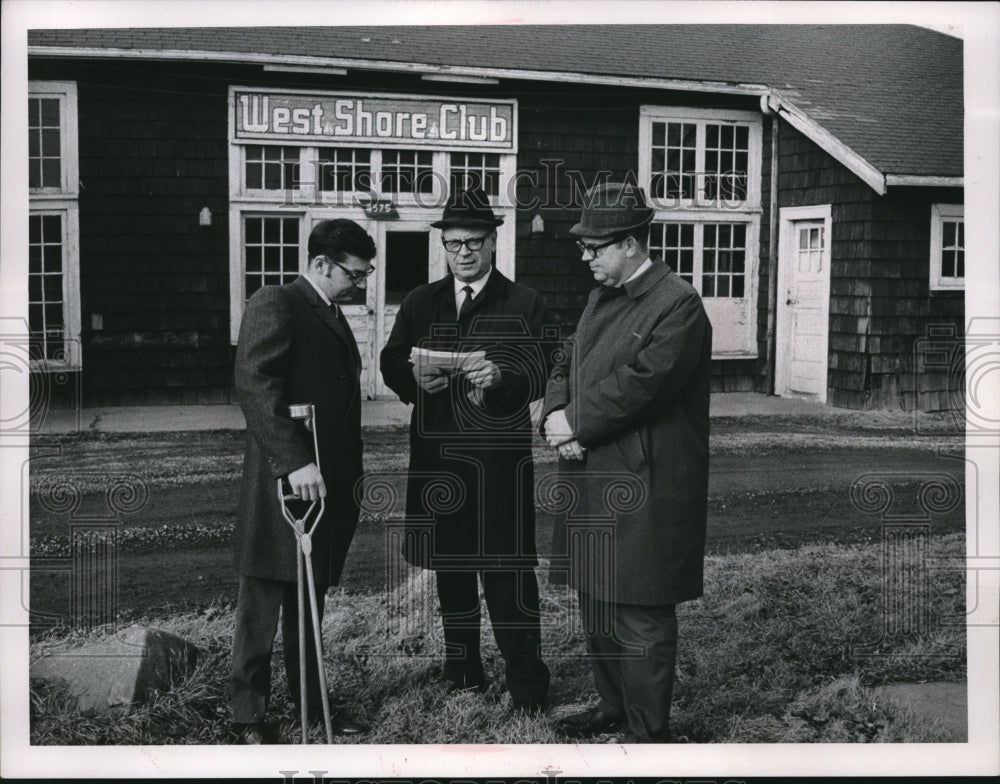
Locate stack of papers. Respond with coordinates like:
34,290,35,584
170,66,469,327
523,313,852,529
410,347,486,374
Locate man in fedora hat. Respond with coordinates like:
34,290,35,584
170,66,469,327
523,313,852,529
541,182,712,743
380,185,552,713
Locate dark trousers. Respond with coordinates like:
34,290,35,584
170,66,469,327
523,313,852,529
230,574,328,724
579,593,678,742
436,568,550,707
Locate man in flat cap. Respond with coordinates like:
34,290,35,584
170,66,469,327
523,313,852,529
542,182,712,743
380,186,552,713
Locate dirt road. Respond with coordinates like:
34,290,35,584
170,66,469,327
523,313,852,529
28,427,965,627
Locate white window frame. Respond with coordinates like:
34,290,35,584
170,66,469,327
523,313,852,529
639,106,763,358
229,144,517,343
28,81,81,370
929,203,964,291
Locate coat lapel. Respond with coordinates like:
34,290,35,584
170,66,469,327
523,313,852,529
292,276,359,366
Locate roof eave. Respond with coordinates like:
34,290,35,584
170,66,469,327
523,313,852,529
767,92,887,196
885,175,963,188
27,45,771,97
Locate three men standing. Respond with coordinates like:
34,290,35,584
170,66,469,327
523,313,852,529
229,183,710,743
543,182,712,743
380,186,551,712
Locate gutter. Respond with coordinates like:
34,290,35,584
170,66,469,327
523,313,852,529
28,45,772,97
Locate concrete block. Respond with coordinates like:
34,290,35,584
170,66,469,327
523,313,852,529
30,626,198,716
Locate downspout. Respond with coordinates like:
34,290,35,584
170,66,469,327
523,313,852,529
763,94,780,395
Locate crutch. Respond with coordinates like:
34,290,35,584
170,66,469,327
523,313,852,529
277,403,334,744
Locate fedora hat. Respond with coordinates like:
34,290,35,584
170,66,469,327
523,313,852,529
431,185,504,229
569,182,654,237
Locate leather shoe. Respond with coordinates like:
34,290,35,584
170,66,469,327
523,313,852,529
441,662,487,693
230,722,276,744
557,707,625,738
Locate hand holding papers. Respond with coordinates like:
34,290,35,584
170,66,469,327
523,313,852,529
410,348,492,403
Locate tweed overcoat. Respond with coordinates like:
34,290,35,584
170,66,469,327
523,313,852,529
542,261,712,606
233,276,363,586
380,270,552,570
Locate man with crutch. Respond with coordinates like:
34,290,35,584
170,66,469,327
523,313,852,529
230,219,376,744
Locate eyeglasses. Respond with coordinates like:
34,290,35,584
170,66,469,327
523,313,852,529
576,237,622,258
442,235,489,253
330,259,375,284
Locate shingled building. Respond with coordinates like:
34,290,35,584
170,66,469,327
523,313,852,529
27,25,964,410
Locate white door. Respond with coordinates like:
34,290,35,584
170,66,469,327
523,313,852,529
776,206,832,402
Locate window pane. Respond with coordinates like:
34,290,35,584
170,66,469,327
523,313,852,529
42,128,61,156
42,214,61,237
44,274,63,302
263,219,280,244
943,222,955,246
956,250,964,278
40,98,60,126
44,244,63,272
246,246,262,272
652,122,665,147
42,158,61,188
264,246,280,271
246,163,262,189
941,251,955,278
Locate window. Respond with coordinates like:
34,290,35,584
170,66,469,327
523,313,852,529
650,222,747,297
381,150,434,195
450,152,501,196
930,204,964,291
29,214,67,361
243,216,301,299
640,106,762,357
28,81,80,369
29,97,63,189
244,145,300,191
318,147,372,194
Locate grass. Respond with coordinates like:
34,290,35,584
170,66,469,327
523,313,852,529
29,532,966,745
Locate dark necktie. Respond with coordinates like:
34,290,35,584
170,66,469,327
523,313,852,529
458,285,474,319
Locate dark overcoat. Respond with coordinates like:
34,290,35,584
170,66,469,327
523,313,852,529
380,270,552,570
233,276,363,586
542,262,712,606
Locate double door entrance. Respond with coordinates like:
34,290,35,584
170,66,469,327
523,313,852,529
326,218,444,399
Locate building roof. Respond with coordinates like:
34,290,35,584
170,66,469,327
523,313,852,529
29,24,964,189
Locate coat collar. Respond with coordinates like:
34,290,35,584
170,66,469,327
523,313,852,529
291,276,359,362
622,259,671,299
431,267,512,319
